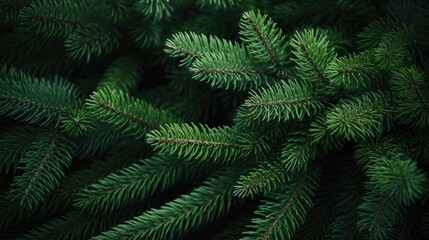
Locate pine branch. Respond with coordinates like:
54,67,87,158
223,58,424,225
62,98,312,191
326,50,381,91
6,131,75,208
0,75,79,126
290,29,336,86
390,65,429,127
190,49,272,91
97,55,143,91
165,31,242,67
17,207,144,240
135,0,173,22
234,160,290,198
74,155,211,215
0,126,39,174
242,165,321,240
60,105,95,137
86,88,176,139
358,187,404,239
196,0,240,9
325,92,393,141
234,80,325,127
65,23,121,62
147,123,247,163
92,168,242,240
280,130,320,173
19,0,88,38
239,10,288,75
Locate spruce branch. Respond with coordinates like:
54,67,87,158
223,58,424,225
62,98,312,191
147,123,247,163
239,10,288,75
326,50,381,91
74,155,210,215
196,0,240,9
65,23,121,62
165,31,242,67
234,80,325,126
190,49,272,91
0,126,40,174
358,188,404,239
290,29,336,86
0,75,79,126
92,169,242,240
97,55,143,91
234,160,290,198
325,92,393,141
243,165,321,240
19,0,87,38
280,130,320,173
390,65,429,127
135,0,173,22
86,88,176,139
6,131,75,208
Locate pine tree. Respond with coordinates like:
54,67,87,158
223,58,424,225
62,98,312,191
1,0,429,239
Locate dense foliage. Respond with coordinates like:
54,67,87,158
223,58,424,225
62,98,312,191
1,0,429,239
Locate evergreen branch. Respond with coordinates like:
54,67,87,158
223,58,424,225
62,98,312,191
243,165,321,240
291,28,336,85
19,0,87,38
147,123,247,163
196,0,240,9
239,10,288,74
97,55,143,91
190,49,272,91
17,207,144,240
65,23,121,62
0,126,40,174
75,124,122,158
358,187,404,239
60,105,95,137
326,50,381,91
367,156,427,205
309,115,345,151
92,169,242,240
0,0,28,26
325,91,393,141
0,75,79,126
6,131,75,208
135,0,173,22
234,80,324,126
0,194,65,229
354,138,404,169
165,31,242,67
234,160,290,198
74,155,210,215
281,130,320,173
92,0,133,23
86,88,176,139
390,65,429,127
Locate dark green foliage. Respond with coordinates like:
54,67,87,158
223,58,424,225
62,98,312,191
93,169,243,240
239,10,288,75
0,126,39,174
65,23,122,62
1,0,429,239
0,75,79,126
74,155,211,215
242,165,321,240
147,123,246,163
86,88,177,139
6,131,75,208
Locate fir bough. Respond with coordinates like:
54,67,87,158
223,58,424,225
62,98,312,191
1,0,429,239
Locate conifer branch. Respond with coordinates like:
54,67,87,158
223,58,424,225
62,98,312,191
147,123,246,163
86,88,176,138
